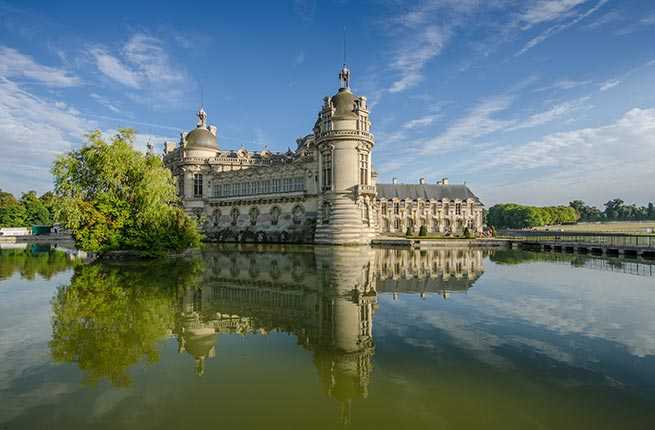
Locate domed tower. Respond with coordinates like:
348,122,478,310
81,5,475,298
314,66,377,245
181,107,219,159
177,108,219,215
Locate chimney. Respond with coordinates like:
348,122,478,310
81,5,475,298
419,177,426,184
441,177,449,185
392,177,398,184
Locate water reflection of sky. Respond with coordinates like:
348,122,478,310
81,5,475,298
377,258,655,384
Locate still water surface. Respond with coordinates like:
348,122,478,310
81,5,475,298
1,243,654,429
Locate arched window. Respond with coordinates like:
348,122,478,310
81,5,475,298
270,206,281,225
213,209,222,227
292,205,305,225
249,207,259,226
230,207,240,226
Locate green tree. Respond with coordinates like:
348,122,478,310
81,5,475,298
40,191,62,224
487,203,579,229
604,198,624,220
51,129,201,254
20,191,52,226
0,190,27,227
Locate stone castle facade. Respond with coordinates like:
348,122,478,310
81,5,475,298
163,66,484,244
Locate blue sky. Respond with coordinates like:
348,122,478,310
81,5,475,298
0,0,654,207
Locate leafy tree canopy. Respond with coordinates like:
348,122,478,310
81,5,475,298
569,199,655,222
486,203,579,229
51,129,201,254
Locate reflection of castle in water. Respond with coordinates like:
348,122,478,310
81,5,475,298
174,246,486,422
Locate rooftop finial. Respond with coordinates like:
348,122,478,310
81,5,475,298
197,107,207,128
196,84,207,128
339,27,350,90
339,65,351,90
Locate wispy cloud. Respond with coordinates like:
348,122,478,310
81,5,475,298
389,25,449,93
599,79,621,91
90,93,122,113
381,0,489,94
0,76,95,193
506,97,590,131
534,79,592,92
582,9,623,30
516,0,608,56
519,0,588,28
597,58,655,92
89,33,191,106
123,34,185,85
90,47,142,88
0,46,80,87
403,113,441,129
474,107,655,205
420,95,514,154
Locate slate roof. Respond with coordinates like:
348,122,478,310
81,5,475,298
376,183,482,203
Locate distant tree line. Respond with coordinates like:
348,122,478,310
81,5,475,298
0,189,60,228
570,199,655,221
487,199,655,229
486,204,579,229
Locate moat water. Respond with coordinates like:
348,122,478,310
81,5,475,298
1,243,654,429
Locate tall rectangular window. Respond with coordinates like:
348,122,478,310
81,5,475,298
193,174,203,198
322,152,332,191
455,203,462,215
359,152,368,185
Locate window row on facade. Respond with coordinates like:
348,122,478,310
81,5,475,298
382,216,476,233
379,200,477,216
210,176,305,198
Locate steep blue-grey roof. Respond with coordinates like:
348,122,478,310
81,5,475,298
376,184,482,204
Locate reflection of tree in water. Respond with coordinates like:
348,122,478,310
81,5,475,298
0,244,79,281
49,257,204,387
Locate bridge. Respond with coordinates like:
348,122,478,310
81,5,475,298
501,230,655,258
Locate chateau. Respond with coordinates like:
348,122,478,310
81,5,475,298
163,66,484,244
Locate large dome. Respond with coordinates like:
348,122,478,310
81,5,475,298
185,127,217,150
332,88,357,119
